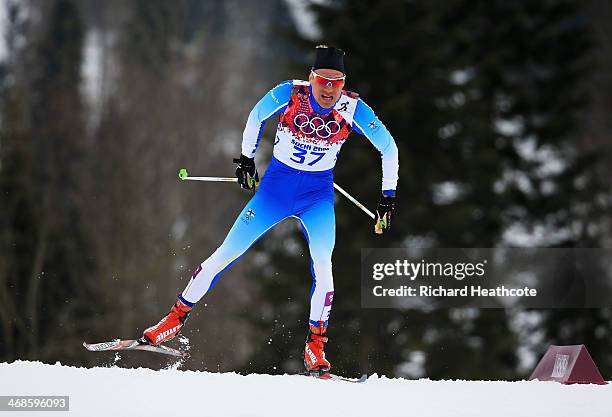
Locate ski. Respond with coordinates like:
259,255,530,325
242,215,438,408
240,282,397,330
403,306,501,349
301,371,368,383
82,338,189,358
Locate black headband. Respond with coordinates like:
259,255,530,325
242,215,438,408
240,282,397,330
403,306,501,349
312,45,345,74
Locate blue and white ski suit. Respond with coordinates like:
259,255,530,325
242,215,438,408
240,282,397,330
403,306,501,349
180,80,399,326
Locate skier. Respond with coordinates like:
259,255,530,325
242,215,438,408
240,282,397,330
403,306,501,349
143,45,399,374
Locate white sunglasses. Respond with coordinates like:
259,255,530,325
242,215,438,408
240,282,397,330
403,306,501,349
311,70,346,88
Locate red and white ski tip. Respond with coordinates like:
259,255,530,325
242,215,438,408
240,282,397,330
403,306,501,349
82,339,189,358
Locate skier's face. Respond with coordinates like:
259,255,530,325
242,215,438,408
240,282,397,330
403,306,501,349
309,69,345,108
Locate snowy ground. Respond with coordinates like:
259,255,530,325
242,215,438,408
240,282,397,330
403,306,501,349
0,361,610,417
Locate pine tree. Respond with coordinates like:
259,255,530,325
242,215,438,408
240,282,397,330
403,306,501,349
0,0,98,362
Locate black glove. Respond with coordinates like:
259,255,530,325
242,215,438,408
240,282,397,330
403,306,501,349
233,154,259,192
375,193,395,234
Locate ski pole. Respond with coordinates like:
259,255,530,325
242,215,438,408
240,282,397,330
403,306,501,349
178,168,237,182
332,183,376,220
178,168,376,220
179,176,238,182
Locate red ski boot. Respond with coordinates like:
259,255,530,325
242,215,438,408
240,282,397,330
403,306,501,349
143,299,192,345
304,321,331,372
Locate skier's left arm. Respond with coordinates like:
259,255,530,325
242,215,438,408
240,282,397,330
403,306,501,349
352,98,399,234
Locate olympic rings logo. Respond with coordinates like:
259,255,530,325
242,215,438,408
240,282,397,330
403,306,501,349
294,114,341,139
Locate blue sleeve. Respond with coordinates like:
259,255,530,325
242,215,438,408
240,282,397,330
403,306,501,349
241,81,292,158
352,98,399,191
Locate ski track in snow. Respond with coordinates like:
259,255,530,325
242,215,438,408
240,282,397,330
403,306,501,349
0,361,609,417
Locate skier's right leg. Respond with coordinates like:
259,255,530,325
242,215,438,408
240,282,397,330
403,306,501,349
143,185,290,345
